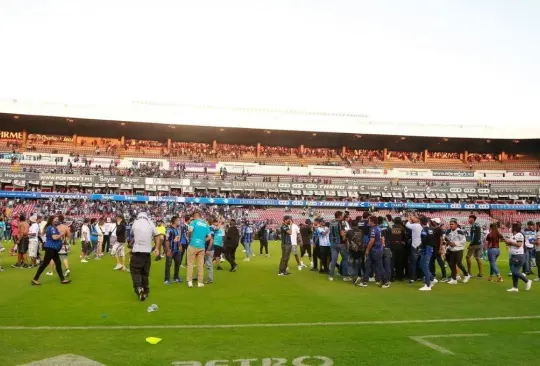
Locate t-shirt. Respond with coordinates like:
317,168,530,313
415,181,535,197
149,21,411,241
213,226,224,247
316,226,330,247
189,219,211,249
509,232,525,255
369,225,383,252
29,223,40,240
165,227,181,253
44,225,62,251
81,224,90,242
406,222,422,249
0,221,5,235
469,222,482,246
131,214,160,253
300,226,313,246
485,232,502,249
290,223,300,245
536,231,540,251
280,224,292,245
523,229,536,249
445,229,466,252
420,226,437,251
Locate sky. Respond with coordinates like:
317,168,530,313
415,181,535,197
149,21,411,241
0,0,539,130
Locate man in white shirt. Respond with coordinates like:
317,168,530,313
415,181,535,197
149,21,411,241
405,215,423,284
290,221,305,270
129,212,163,301
80,218,90,263
444,219,471,284
28,215,41,268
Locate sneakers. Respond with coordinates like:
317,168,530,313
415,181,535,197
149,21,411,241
357,282,368,287
419,285,432,291
113,264,123,270
368,277,376,283
408,280,415,284
198,282,205,288
343,277,353,282
0,247,5,252
381,283,390,289
328,277,334,282
252,253,256,257
64,269,71,277
173,278,183,284
230,265,238,272
431,278,439,287
300,263,307,268
187,281,193,288
440,278,449,283
278,272,286,276
476,274,484,278
447,279,458,285
526,280,533,291
265,254,270,258
507,287,519,292
298,265,303,271
534,278,540,282
81,259,88,263
243,258,250,262
204,280,213,285
354,277,363,286
497,276,503,282
164,280,171,285
46,271,53,276
11,263,21,269
137,287,147,301
463,275,471,283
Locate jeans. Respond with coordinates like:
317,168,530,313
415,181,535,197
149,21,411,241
279,244,292,273
523,248,531,273
420,247,433,286
429,251,447,279
487,248,500,276
362,250,387,284
329,244,348,278
244,241,253,258
409,247,420,281
510,254,528,288
348,254,361,278
164,252,182,281
383,248,392,282
204,250,214,281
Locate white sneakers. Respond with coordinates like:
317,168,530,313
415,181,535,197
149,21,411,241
46,271,53,276
526,280,532,291
419,285,432,291
187,281,193,288
80,259,88,263
448,279,458,285
297,265,303,271
198,282,205,288
113,264,123,270
243,258,250,262
507,287,519,292
463,275,471,283
431,279,439,287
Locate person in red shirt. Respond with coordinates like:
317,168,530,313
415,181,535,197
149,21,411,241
485,223,503,282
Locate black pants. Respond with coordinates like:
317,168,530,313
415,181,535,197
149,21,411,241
103,235,111,253
224,245,238,269
279,244,292,273
448,250,468,280
34,248,64,281
536,252,540,277
312,245,320,269
390,242,405,281
130,252,151,294
164,252,181,281
430,251,447,278
300,244,312,258
179,244,188,265
319,246,331,273
260,239,268,255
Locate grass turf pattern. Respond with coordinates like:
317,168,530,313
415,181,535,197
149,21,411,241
0,241,539,365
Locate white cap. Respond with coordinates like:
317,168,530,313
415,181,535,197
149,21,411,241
431,218,441,224
29,215,38,222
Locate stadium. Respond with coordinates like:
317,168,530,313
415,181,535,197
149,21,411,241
1,1,540,366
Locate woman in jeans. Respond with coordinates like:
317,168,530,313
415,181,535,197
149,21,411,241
31,215,71,285
485,224,503,282
504,222,532,292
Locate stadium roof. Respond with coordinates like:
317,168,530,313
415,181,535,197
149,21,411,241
1,99,539,140
2,112,539,154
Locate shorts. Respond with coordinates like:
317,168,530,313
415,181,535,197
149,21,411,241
59,253,68,260
213,246,223,259
292,245,298,255
18,237,29,254
28,238,39,258
111,242,125,257
467,245,482,259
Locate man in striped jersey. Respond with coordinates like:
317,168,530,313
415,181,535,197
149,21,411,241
164,215,182,285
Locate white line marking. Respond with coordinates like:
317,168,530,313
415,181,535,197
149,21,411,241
20,353,105,366
524,331,540,334
409,337,455,355
409,333,488,355
0,316,539,331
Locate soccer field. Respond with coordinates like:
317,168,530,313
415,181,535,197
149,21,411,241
1,241,539,366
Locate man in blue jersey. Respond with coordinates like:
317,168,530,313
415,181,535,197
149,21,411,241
187,211,213,288
418,216,439,291
164,216,183,285
179,215,190,267
357,211,371,277
358,216,390,288
241,221,254,261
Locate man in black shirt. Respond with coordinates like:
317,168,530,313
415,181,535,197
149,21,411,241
224,219,240,272
429,218,447,281
389,217,408,281
278,216,293,276
300,219,313,268
419,216,438,291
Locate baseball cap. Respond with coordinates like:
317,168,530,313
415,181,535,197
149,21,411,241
431,218,441,224
29,215,38,223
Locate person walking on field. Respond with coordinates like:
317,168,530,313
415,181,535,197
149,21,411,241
505,222,532,292
32,215,71,285
224,219,240,272
187,211,213,288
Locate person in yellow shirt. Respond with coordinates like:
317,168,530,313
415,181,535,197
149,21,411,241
154,219,167,261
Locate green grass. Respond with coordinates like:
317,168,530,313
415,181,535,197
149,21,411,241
1,241,539,366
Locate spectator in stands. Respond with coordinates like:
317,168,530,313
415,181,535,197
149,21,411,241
504,222,532,292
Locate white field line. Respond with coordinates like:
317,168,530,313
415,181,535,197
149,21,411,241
524,331,540,334
409,333,489,355
0,315,539,331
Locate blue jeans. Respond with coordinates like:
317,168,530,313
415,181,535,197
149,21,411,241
330,244,348,278
204,250,214,281
523,248,531,273
429,252,447,279
348,254,361,278
244,241,252,258
409,247,420,281
487,248,500,276
420,247,433,286
510,254,528,288
383,248,392,282
362,250,387,284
